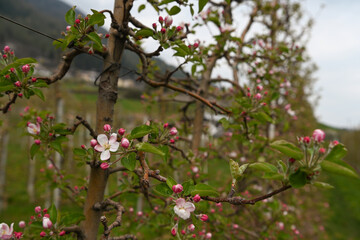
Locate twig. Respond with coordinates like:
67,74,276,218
62,225,85,240
68,116,97,138
1,93,17,114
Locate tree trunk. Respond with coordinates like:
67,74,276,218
0,129,9,211
82,1,133,239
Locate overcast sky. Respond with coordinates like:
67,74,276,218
61,0,360,129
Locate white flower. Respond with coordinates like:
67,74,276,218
173,198,195,220
94,133,119,160
0,223,14,239
27,123,40,135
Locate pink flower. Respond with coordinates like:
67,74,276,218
172,184,183,194
277,221,284,230
170,127,178,135
165,16,173,27
13,231,23,239
256,85,263,91
332,140,339,146
121,138,130,149
284,104,291,111
313,129,325,142
173,198,195,220
21,64,30,74
18,221,26,228
94,134,119,160
188,224,195,231
200,214,208,221
103,124,111,132
254,93,262,100
193,194,201,203
90,139,97,147
118,128,126,135
42,217,52,229
100,162,110,170
205,232,212,239
66,26,71,31
0,223,14,239
35,206,42,213
3,46,10,53
137,211,143,217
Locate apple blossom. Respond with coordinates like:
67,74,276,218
188,224,195,231
42,217,52,229
319,148,326,154
165,16,173,27
173,198,195,220
313,129,325,142
35,206,41,213
94,133,119,160
193,194,201,203
118,128,126,135
199,214,208,221
254,93,262,100
121,138,130,149
161,28,166,34
100,162,110,170
3,46,10,53
172,184,183,194
27,122,40,135
0,223,14,239
171,226,177,236
59,230,66,236
103,124,111,132
18,221,25,228
34,139,41,145
205,232,212,239
40,231,46,237
163,123,169,128
14,81,21,87
90,139,97,147
170,127,178,135
13,232,23,239
21,64,30,73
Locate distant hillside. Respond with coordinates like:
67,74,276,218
0,0,182,78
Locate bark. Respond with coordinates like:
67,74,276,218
0,129,9,211
82,1,133,239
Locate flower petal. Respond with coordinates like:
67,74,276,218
184,202,195,212
109,133,117,144
97,134,108,146
100,150,111,160
94,144,105,152
109,142,119,152
175,198,186,207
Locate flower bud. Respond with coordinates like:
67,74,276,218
21,64,30,73
312,129,325,142
40,231,46,237
75,19,81,24
100,162,110,170
332,140,339,146
121,138,130,149
42,217,53,229
14,81,21,87
176,26,183,32
36,116,42,123
303,136,310,144
19,221,26,228
181,229,186,235
254,93,262,100
18,93,23,97
188,224,195,231
165,16,173,27
137,211,143,217
193,194,201,203
103,124,111,132
161,28,166,34
35,139,41,145
90,139,97,147
44,213,50,218
152,23,157,30
81,144,86,149
170,139,175,144
118,128,126,135
3,46,10,53
205,232,212,239
172,184,183,193
200,214,208,221
257,85,263,91
319,148,326,154
170,127,178,135
171,226,177,236
59,230,66,236
159,16,164,24
66,26,71,31
163,123,169,128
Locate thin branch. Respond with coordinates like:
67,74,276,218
1,93,17,114
99,199,125,239
62,225,85,240
68,116,97,138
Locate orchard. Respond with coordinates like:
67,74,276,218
0,0,358,239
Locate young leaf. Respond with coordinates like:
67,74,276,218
138,4,146,12
312,181,334,189
121,152,137,171
168,6,181,15
166,176,177,189
73,148,87,156
30,143,40,159
199,0,209,13
87,32,102,48
153,183,173,197
158,145,169,162
182,180,195,196
50,141,64,157
289,169,307,188
130,125,153,139
270,140,304,160
325,144,347,163
135,29,154,38
31,88,45,101
136,142,165,157
48,203,58,224
65,6,76,25
249,162,278,173
321,160,359,179
191,183,219,197
89,10,105,26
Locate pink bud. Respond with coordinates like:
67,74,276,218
90,139,97,147
105,33,110,38
172,184,183,193
205,232,212,239
19,221,26,228
44,213,50,218
66,26,71,31
14,232,23,239
289,158,296,164
22,64,30,73
193,194,201,202
161,28,166,34
84,16,89,21
171,226,177,236
75,19,81,24
121,138,130,148
3,46,10,53
59,230,66,236
14,81,21,87
170,139,175,144
2,54,7,59
103,124,111,132
176,26,183,32
10,68,15,73
163,123,169,128
137,211,143,217
284,104,291,111
256,85,263,91
233,224,239,229
35,139,41,145
31,77,37,82
129,207,134,213
152,23,157,30
254,93,262,100
319,148,326,154
100,162,110,170
36,116,42,123
118,128,126,135
170,127,178,135
18,93,23,97
159,16,164,24
181,229,186,235
42,216,53,229
165,16,173,27
188,224,195,231
200,214,208,222
303,136,310,144
81,144,86,149
40,231,46,237
313,129,325,142
332,140,339,146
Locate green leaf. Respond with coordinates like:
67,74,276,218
0,85,14,92
153,183,173,197
166,176,177,189
130,125,154,139
277,160,287,173
73,148,87,156
31,88,45,101
121,152,137,171
158,145,169,162
321,160,359,179
252,112,273,123
219,117,230,130
325,144,347,163
229,159,248,182
249,162,278,173
199,0,209,13
88,10,105,26
0,58,36,75
262,172,284,180
312,181,334,189
48,203,58,224
135,29,154,38
182,180,195,196
289,169,307,188
136,142,165,157
270,140,304,160
50,141,64,157
30,143,40,159
168,6,181,15
87,32,102,48
138,4,146,12
65,6,76,25
191,183,219,197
